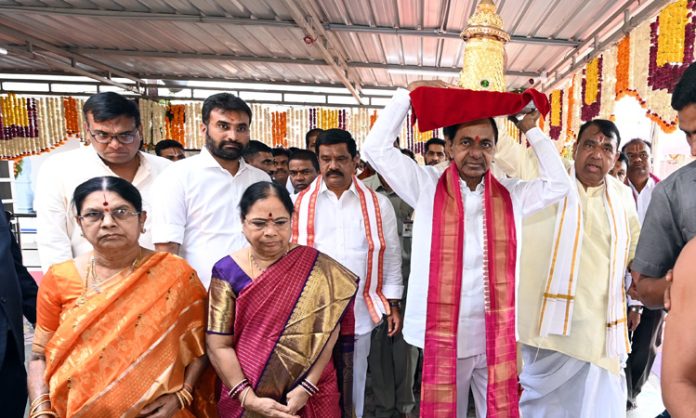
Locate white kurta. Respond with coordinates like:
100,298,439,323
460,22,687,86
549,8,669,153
362,88,571,357
310,180,403,336
150,149,270,287
34,145,171,271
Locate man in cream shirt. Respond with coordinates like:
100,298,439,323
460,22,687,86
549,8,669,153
496,119,640,417
34,92,170,271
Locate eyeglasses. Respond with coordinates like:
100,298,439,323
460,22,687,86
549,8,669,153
78,208,140,224
88,128,139,144
245,218,291,231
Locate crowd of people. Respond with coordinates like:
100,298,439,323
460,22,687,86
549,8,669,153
2,61,696,418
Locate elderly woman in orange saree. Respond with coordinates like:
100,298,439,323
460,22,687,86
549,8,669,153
206,181,357,418
27,176,216,418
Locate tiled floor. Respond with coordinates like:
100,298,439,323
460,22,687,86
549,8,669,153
629,373,665,418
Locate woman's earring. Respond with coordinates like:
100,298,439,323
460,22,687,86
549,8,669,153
142,227,147,233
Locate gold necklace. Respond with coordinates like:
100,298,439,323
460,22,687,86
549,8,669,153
86,252,141,292
248,247,290,277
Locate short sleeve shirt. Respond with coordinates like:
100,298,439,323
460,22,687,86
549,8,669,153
632,160,696,277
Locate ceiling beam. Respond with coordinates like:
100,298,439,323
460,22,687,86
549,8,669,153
324,24,580,46
0,5,580,47
8,46,540,78
2,46,140,93
0,24,146,86
282,0,363,104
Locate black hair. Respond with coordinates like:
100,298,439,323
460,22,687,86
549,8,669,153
618,152,628,165
271,147,290,158
202,93,252,125
239,181,294,221
288,147,301,155
73,176,142,216
83,92,141,128
424,137,446,152
621,138,652,152
154,139,184,156
672,61,696,111
305,128,324,147
288,149,320,171
315,128,358,157
443,118,499,143
400,148,416,160
243,140,273,157
577,119,622,149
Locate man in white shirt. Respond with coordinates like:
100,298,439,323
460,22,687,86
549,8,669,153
362,81,570,418
622,137,663,411
151,93,270,288
35,92,170,271
291,129,403,418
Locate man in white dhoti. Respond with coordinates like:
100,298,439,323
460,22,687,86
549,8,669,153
496,118,641,417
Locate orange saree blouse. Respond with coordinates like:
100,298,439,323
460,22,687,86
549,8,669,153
33,252,216,417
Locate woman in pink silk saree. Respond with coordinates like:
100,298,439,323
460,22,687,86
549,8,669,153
206,181,358,418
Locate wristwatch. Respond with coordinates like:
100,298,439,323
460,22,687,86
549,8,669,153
388,300,401,310
629,306,643,314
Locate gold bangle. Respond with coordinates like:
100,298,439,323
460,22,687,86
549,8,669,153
29,411,58,418
240,387,252,408
180,388,193,406
29,399,51,415
30,394,50,409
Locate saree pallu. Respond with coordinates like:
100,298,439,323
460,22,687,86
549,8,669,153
34,252,217,418
421,164,519,418
215,246,358,418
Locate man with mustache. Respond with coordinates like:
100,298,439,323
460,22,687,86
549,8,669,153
496,118,640,417
292,128,403,418
620,138,662,411
287,149,318,198
362,81,570,418
150,93,270,288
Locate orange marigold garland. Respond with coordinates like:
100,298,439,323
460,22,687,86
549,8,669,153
63,97,80,136
164,104,186,144
615,35,632,97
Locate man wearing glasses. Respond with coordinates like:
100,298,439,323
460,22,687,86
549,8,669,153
34,92,171,272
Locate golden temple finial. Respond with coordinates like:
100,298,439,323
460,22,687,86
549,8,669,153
458,0,510,92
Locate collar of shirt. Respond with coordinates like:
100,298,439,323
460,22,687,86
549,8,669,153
458,176,484,196
197,147,250,175
319,177,358,200
627,175,656,195
577,178,606,198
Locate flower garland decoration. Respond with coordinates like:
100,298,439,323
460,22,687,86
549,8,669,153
271,111,288,147
581,56,603,121
599,45,618,120
63,97,80,136
549,90,563,140
164,104,186,144
615,35,632,97
0,95,80,159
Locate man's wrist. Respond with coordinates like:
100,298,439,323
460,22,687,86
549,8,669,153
388,299,401,309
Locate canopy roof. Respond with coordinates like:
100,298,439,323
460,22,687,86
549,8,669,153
0,0,671,104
